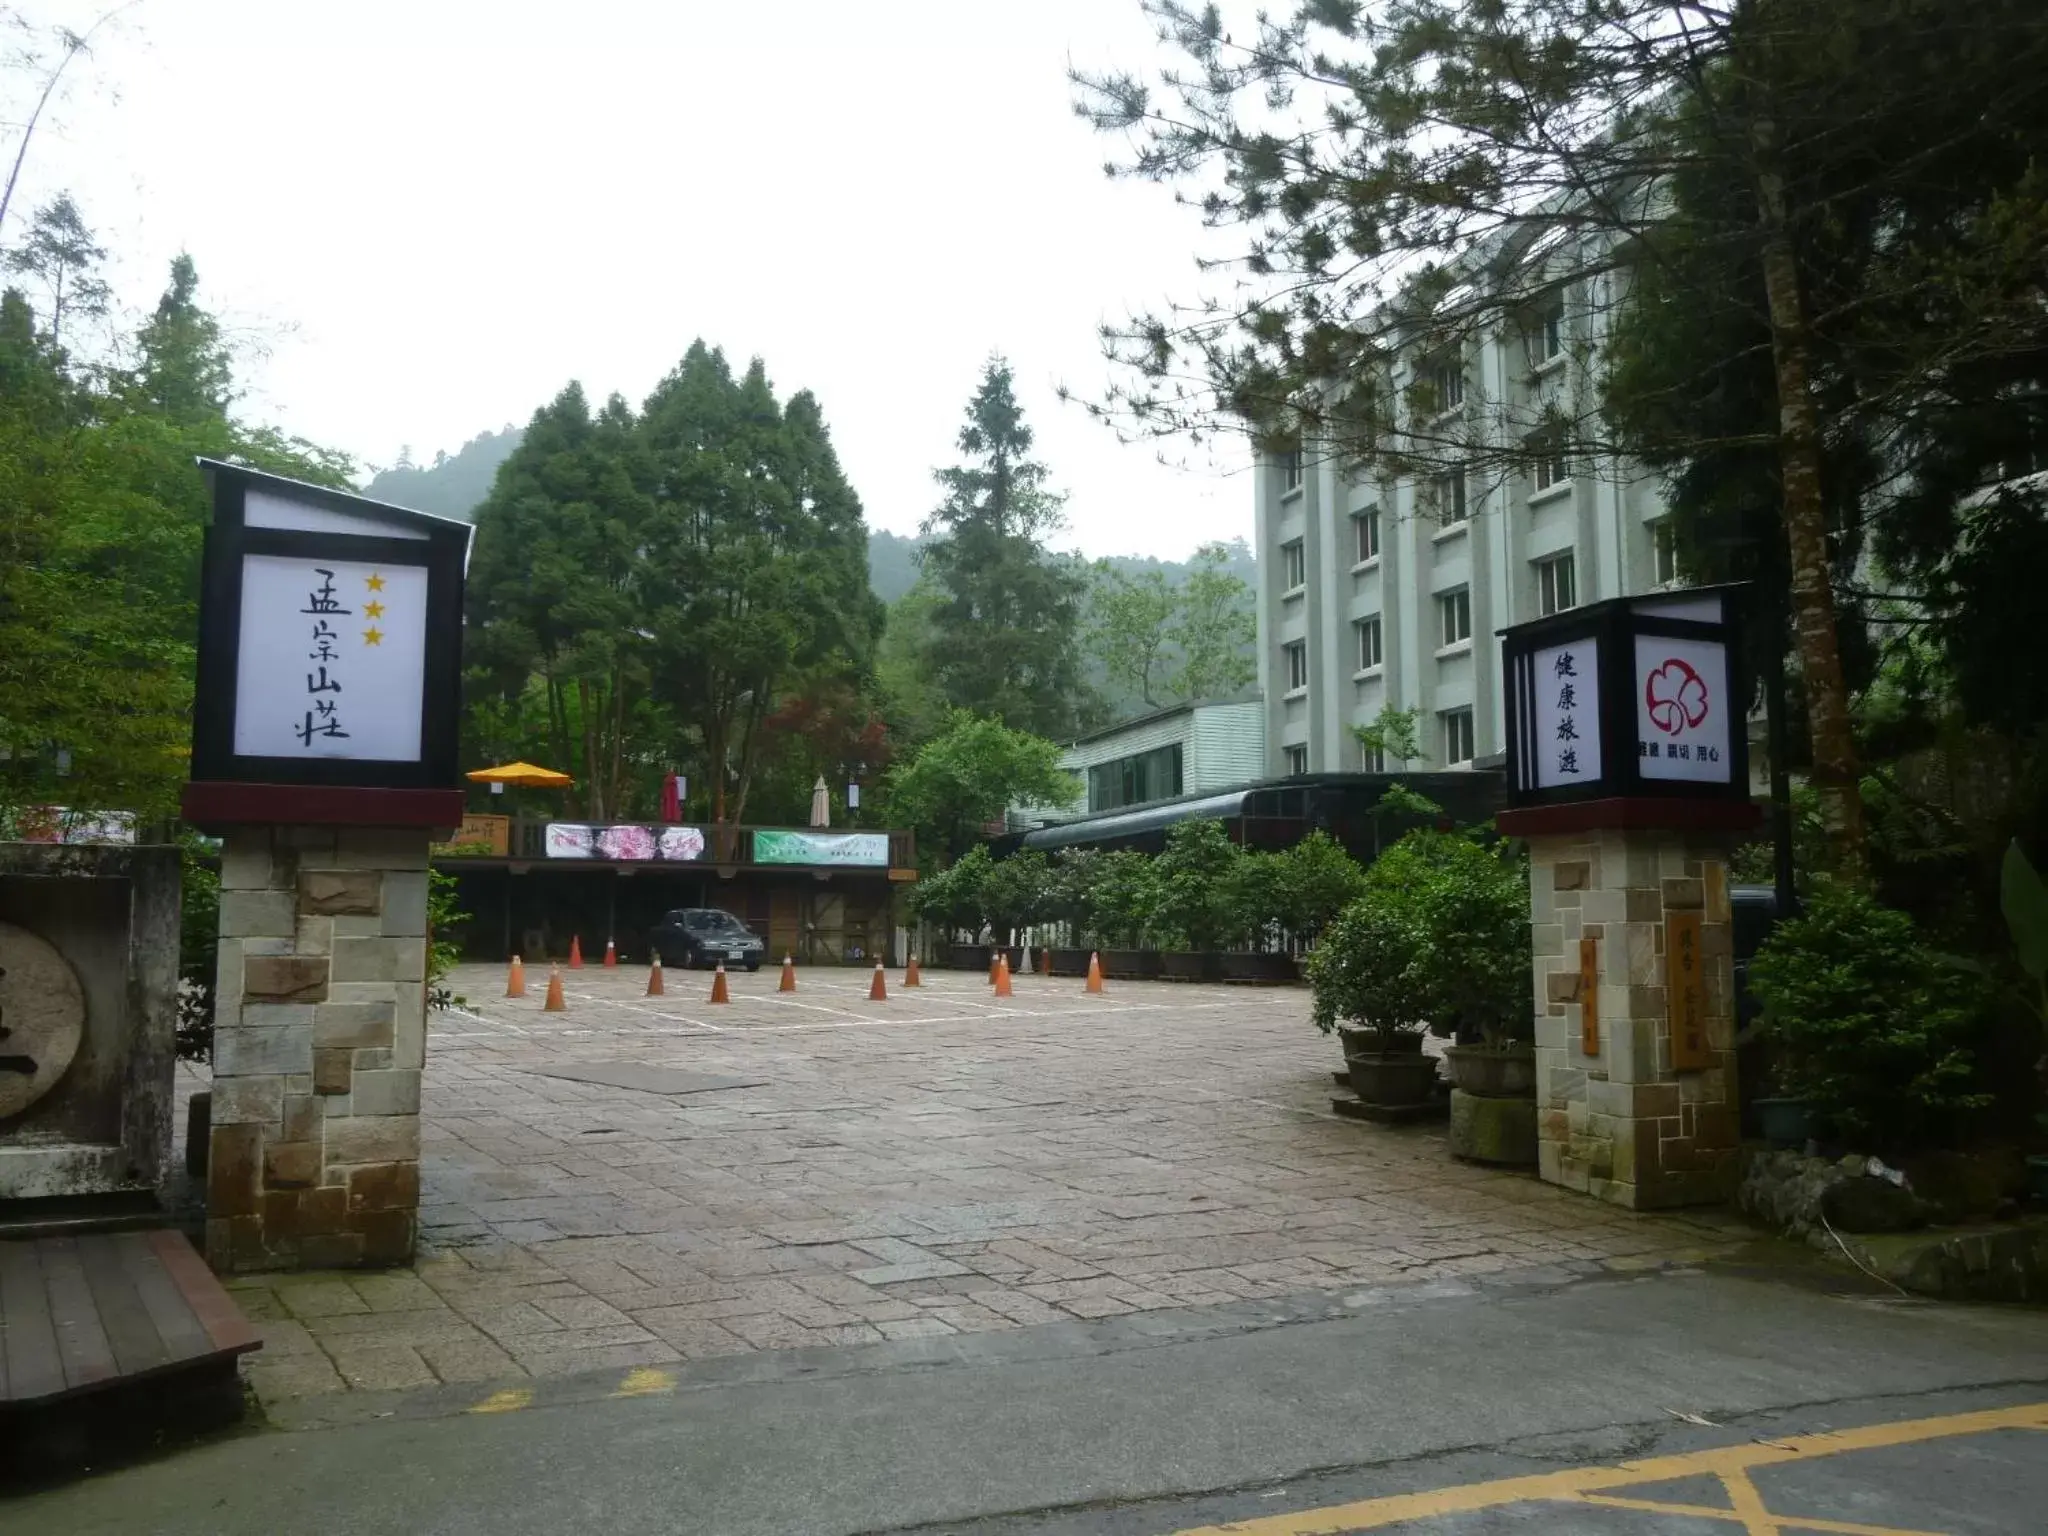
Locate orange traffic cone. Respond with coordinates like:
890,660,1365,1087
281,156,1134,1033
646,956,664,996
603,938,618,968
505,954,526,998
993,953,1013,998
543,965,568,1011
709,962,730,1004
868,961,888,1001
569,935,584,969
904,954,922,988
1085,951,1105,995
779,955,797,992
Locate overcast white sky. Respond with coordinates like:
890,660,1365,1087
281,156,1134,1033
6,0,1254,558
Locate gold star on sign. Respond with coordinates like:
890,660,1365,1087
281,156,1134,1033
363,626,384,646
365,572,386,592
364,600,385,619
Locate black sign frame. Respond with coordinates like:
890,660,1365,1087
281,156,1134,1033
189,461,470,791
1501,586,1751,809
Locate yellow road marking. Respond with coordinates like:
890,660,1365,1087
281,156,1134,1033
1564,1490,1933,1536
1168,1402,2048,1533
611,1367,676,1398
468,1388,534,1414
1575,1489,1945,1536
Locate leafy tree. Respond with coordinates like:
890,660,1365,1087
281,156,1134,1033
1075,0,2048,870
3,192,108,352
1087,563,1177,707
920,359,1092,737
1086,540,1255,711
1350,704,1426,771
1169,542,1256,700
875,581,952,750
883,709,1078,864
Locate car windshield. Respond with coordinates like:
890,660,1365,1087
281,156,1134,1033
686,911,746,933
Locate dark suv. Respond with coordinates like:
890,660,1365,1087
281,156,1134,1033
651,908,766,971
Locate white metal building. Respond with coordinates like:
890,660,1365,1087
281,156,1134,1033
1011,696,1266,829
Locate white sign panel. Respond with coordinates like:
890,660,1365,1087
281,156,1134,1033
1531,640,1602,788
232,555,429,761
1635,634,1732,782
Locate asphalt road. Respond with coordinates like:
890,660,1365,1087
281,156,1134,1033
15,1255,2048,1535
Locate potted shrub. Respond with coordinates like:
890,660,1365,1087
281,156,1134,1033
915,845,993,970
1218,850,1297,982
1274,831,1367,954
1046,849,1101,976
1090,848,1162,978
978,849,1050,977
1305,889,1436,1114
1150,819,1238,980
1748,880,1993,1157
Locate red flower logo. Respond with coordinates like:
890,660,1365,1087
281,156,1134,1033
1645,658,1710,735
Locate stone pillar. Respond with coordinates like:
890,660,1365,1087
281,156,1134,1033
1528,825,1740,1209
206,825,428,1271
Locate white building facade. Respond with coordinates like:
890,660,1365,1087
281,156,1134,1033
1009,697,1266,830
1254,280,1681,777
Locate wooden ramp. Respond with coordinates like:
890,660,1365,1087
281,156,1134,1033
1,1229,261,1478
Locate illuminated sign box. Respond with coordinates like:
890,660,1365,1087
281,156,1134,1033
182,461,471,829
1500,586,1751,809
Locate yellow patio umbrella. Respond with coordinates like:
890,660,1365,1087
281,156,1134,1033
466,761,574,789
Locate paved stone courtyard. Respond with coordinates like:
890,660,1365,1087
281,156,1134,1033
217,961,1748,1404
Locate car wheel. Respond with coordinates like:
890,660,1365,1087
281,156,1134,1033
744,960,761,973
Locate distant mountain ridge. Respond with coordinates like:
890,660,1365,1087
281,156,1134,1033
363,427,1255,603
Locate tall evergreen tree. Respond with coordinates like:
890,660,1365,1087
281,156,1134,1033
919,359,1091,737
466,382,649,819
128,253,234,424
638,345,878,823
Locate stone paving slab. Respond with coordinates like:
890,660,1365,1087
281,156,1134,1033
218,962,1749,1406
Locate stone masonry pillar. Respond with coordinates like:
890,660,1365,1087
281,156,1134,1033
1527,825,1741,1210
206,825,429,1271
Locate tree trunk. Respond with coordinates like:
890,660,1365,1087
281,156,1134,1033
578,679,603,821
1751,129,1867,876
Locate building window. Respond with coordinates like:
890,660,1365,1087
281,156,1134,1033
1352,507,1380,564
1437,587,1472,648
1354,616,1383,672
1281,448,1304,492
1441,707,1475,767
1087,743,1184,813
1431,467,1468,528
1652,518,1679,585
1283,640,1309,691
1525,294,1565,368
1358,741,1386,773
1281,538,1306,591
1283,744,1310,775
1424,352,1465,413
1537,551,1577,616
1529,430,1571,493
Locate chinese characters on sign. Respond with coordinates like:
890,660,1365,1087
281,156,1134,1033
233,555,429,761
1666,910,1711,1070
1635,635,1732,784
1531,641,1603,789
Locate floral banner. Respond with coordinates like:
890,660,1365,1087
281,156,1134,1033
544,823,706,861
